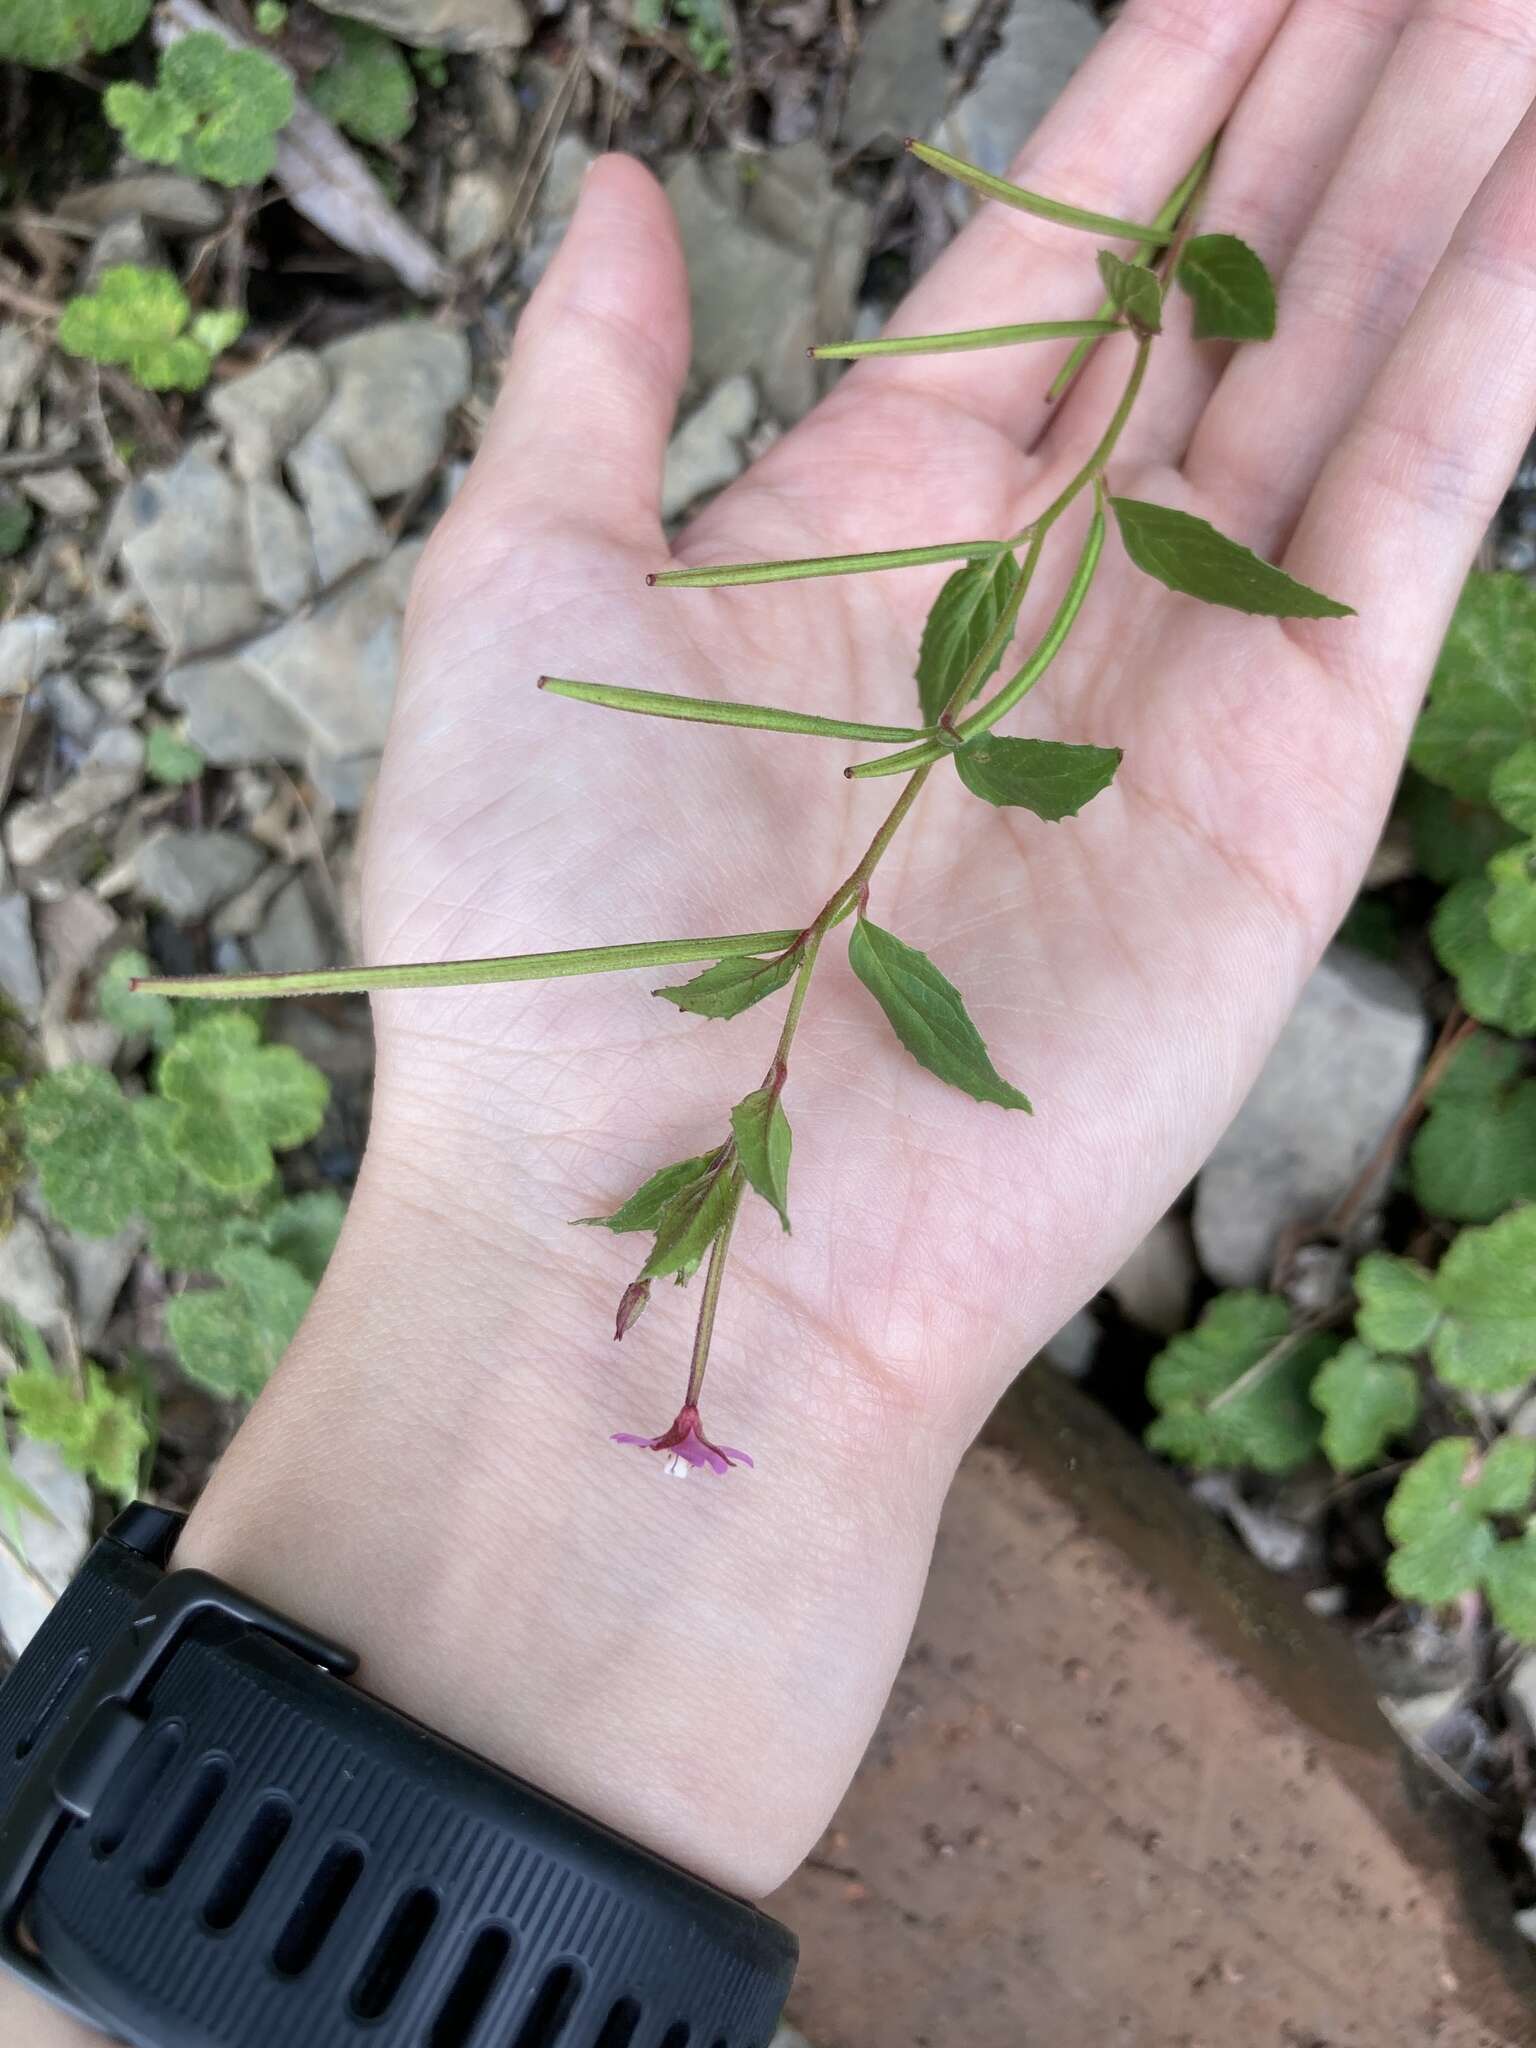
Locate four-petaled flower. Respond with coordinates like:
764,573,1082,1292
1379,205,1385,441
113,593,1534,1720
612,1403,754,1478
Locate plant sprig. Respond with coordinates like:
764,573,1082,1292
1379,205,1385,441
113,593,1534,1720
136,141,1352,1478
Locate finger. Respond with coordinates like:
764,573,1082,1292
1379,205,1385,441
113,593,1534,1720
467,154,690,545
1182,0,1536,555
838,0,1296,446
1284,96,1536,713
1102,0,1418,473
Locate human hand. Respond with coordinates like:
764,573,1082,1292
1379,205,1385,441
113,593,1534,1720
176,0,1536,1924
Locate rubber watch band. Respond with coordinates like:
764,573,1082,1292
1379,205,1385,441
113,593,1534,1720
0,1505,797,2048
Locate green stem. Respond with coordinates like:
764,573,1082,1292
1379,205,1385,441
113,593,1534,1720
1021,332,1151,545
133,930,804,1001
772,932,823,1069
813,318,1120,361
1047,144,1213,400
538,675,928,745
908,140,1174,245
683,1173,746,1409
651,539,1004,589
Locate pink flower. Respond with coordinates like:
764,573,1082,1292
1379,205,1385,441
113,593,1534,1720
612,1403,754,1478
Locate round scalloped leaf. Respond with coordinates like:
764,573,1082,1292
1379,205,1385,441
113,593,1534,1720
1487,843,1536,956
1491,742,1536,836
1310,1341,1419,1476
308,22,415,146
22,1065,153,1239
164,1246,313,1399
1411,572,1536,803
3,0,151,68
1145,1290,1331,1475
1432,878,1536,1035
157,1013,329,1194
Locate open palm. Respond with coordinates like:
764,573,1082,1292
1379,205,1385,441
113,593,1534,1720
366,0,1536,1468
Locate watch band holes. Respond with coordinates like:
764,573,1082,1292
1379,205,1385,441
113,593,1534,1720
511,1961,582,2048
349,1884,440,2021
14,1646,91,1761
427,1923,515,2047
139,1757,229,1892
658,2026,691,2048
271,1841,366,1978
90,1720,184,1861
201,1795,293,1931
592,1997,642,2048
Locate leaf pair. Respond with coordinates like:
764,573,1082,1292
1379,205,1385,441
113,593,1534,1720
5,1359,150,1504
57,265,246,395
1385,1436,1536,1639
1410,1029,1536,1223
104,30,294,189
1099,233,1277,346
1144,1291,1420,1477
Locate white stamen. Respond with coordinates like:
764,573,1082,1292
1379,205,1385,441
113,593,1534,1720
663,1452,691,1480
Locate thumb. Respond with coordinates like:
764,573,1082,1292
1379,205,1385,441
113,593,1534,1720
477,153,691,545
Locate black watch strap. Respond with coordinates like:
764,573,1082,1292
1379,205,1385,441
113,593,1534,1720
0,1506,796,2048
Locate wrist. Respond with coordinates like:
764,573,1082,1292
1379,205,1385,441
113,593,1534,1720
174,1114,955,1899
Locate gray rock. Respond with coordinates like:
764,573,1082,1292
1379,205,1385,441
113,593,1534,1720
19,467,99,521
286,432,388,584
54,1224,142,1348
39,672,103,747
0,1440,91,1657
0,1215,67,1335
241,541,421,758
933,0,1099,195
82,212,162,289
306,748,381,813
314,323,471,498
1193,946,1430,1288
58,174,225,234
1036,1306,1099,1379
245,475,318,613
843,0,947,151
119,441,265,656
445,165,518,265
307,0,530,49
0,894,42,1018
1506,1651,1536,1738
133,830,266,923
162,652,313,769
1108,1212,1195,1338
662,374,756,521
0,613,66,692
5,728,144,869
207,348,329,482
1189,1475,1317,1577
519,135,596,288
250,875,329,975
667,158,817,422
0,326,44,440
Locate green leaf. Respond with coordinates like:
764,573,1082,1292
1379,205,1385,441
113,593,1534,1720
1487,842,1536,955
255,0,288,30
1385,1436,1536,1606
1354,1250,1441,1356
915,553,1015,726
157,1012,329,1194
1411,572,1536,803
1096,250,1162,335
102,80,197,164
98,948,176,1049
1483,1531,1536,1644
1491,741,1536,836
1310,1341,1419,1475
309,21,416,145
849,917,1030,1112
1176,233,1276,341
0,493,33,559
165,1245,313,1399
640,1164,737,1283
954,736,1121,821
2,0,151,68
133,1097,270,1271
130,335,214,393
1432,877,1536,1034
578,1152,717,1233
260,1189,345,1285
1398,774,1517,886
1144,1290,1335,1475
731,1084,792,1233
6,1362,149,1503
1410,1031,1536,1223
187,308,246,358
58,265,190,368
23,1065,152,1238
1421,1208,1536,1393
653,950,799,1020
1110,498,1354,619
144,725,206,788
